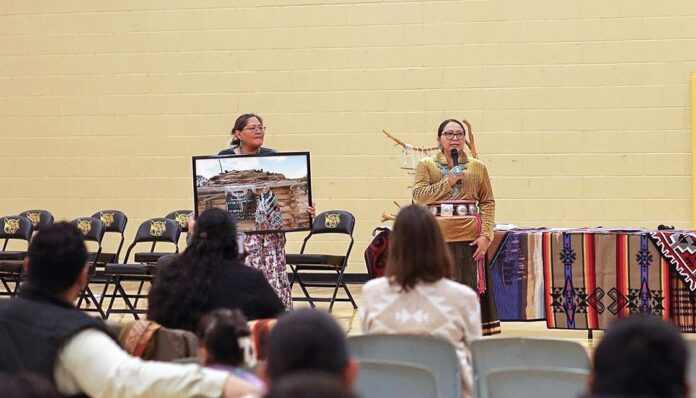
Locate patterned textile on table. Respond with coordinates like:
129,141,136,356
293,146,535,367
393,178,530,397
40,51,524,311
490,229,546,321
650,231,696,291
543,230,670,330
669,267,696,333
651,231,696,332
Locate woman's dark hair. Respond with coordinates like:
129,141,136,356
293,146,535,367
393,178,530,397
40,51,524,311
385,204,453,291
147,208,240,331
196,309,250,367
230,113,263,146
265,371,357,398
437,119,466,137
27,222,87,295
0,372,61,398
266,309,349,382
590,315,688,397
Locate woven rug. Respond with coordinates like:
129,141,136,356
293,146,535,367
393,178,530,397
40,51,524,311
543,231,670,330
650,231,696,292
490,229,545,321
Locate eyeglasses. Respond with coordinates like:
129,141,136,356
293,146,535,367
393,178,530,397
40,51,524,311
242,126,266,133
441,131,465,140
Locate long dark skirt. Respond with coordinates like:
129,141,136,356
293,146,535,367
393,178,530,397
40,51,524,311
448,241,501,336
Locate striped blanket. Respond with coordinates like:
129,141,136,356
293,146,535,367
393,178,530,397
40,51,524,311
543,231,670,330
490,229,546,321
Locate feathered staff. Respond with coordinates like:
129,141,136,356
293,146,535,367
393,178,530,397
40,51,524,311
382,119,478,161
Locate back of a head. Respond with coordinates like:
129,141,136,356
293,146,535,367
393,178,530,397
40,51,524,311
265,371,358,398
591,315,688,397
26,222,87,295
186,208,238,258
0,372,61,398
196,308,251,367
385,204,453,290
266,309,348,382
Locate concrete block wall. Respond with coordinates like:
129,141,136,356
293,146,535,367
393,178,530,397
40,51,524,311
1,0,694,271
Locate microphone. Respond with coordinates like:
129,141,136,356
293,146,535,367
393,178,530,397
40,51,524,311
450,148,462,186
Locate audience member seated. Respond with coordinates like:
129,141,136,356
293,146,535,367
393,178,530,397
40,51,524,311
359,204,482,398
119,319,198,361
0,222,259,398
582,315,691,398
197,308,265,390
261,309,359,389
148,208,284,332
264,371,358,398
0,372,60,398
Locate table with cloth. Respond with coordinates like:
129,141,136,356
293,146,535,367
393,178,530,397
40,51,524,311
489,228,696,332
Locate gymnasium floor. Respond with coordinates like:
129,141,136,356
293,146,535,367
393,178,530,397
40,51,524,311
105,282,696,352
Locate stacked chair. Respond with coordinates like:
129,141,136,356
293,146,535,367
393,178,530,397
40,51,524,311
0,215,34,297
471,337,591,398
0,210,53,297
165,210,193,247
71,217,107,318
348,334,461,398
75,210,128,318
103,217,181,319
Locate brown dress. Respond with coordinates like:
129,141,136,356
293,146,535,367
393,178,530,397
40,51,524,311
413,151,500,335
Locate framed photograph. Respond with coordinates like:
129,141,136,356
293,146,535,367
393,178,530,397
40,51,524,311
192,152,313,234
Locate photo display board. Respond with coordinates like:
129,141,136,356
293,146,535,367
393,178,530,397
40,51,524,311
193,152,312,234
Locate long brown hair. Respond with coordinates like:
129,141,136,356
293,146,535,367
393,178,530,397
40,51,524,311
385,204,453,291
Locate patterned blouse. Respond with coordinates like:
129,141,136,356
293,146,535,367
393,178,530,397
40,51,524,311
412,151,495,242
360,277,483,398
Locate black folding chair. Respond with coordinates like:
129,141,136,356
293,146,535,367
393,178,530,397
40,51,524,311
83,210,128,317
165,210,193,246
91,210,128,264
18,209,54,232
71,217,107,318
0,216,33,297
104,218,180,319
286,210,357,312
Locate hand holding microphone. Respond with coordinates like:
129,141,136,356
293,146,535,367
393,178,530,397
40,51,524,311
448,148,463,187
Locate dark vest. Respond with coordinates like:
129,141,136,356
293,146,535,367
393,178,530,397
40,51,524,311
218,146,277,156
0,284,115,387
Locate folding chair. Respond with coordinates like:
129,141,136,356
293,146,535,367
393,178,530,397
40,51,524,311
471,337,590,398
18,209,54,232
70,217,107,318
286,210,357,312
104,218,181,319
0,215,33,297
348,334,461,398
165,210,193,246
82,210,128,317
91,210,128,264
486,367,589,398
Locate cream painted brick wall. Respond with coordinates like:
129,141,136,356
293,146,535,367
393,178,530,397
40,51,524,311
1,0,694,272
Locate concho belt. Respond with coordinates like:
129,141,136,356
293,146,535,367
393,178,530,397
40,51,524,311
428,200,479,217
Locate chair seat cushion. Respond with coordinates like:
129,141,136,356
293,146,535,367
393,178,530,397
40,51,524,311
105,263,156,275
0,251,26,261
89,252,117,264
133,252,172,264
286,253,345,267
0,261,22,272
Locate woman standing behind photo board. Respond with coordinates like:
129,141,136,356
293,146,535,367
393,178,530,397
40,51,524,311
219,113,315,309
